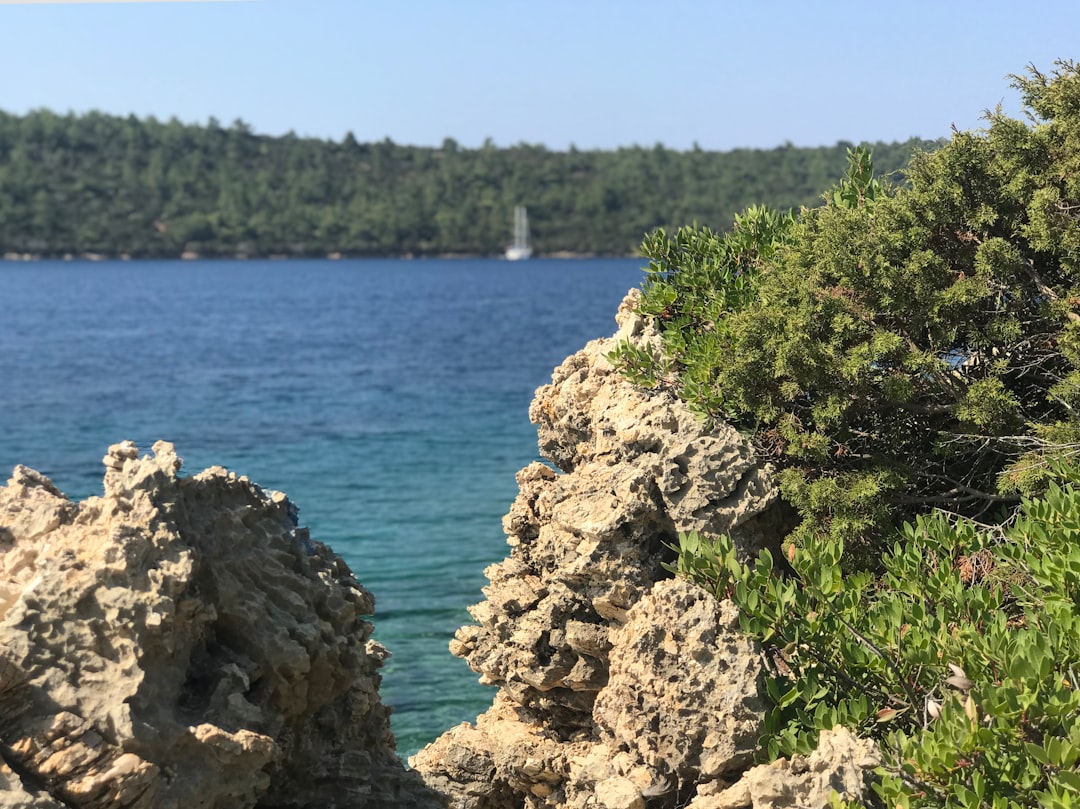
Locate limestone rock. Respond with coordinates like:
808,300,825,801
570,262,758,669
689,726,881,809
411,693,577,809
414,291,785,808
530,290,779,547
0,758,66,808
595,579,765,791
0,441,442,809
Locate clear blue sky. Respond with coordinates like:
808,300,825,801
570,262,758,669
1,0,1078,151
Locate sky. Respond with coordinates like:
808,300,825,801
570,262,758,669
0,0,1078,152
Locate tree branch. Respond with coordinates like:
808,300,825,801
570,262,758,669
1021,259,1080,324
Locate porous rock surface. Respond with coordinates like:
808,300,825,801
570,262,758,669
412,291,874,809
0,441,441,809
688,726,881,809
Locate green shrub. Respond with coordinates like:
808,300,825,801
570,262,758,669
618,61,1080,552
668,477,1080,807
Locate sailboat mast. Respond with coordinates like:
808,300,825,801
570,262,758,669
506,205,533,260
514,206,526,248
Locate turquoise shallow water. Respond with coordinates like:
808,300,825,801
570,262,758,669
0,257,645,756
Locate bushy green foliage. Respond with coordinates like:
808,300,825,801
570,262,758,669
618,62,1080,551
668,477,1080,807
609,205,797,415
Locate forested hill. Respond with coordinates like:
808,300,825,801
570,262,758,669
0,109,939,258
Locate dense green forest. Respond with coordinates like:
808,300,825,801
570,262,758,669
0,108,938,258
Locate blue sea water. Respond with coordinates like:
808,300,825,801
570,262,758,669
0,257,645,756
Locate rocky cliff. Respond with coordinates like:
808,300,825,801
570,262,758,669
410,290,878,809
0,441,441,809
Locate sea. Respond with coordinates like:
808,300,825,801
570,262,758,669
0,256,647,757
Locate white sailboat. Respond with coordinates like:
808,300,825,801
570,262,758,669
505,205,533,261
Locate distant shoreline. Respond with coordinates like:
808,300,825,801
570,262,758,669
0,250,636,263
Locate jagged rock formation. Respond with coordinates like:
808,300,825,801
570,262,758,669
412,292,877,808
446,292,782,736
0,441,442,809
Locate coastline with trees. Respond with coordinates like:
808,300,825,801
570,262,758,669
0,109,937,260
